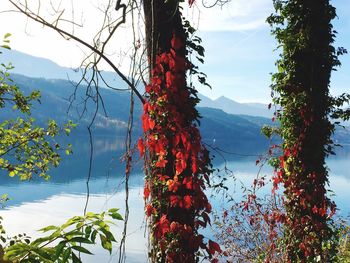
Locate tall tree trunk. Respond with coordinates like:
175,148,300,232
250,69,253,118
143,0,185,72
269,0,339,261
141,1,216,262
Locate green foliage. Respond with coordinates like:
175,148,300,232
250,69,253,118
0,36,76,180
183,18,211,90
0,35,120,263
266,1,347,262
330,93,350,122
1,33,11,50
0,209,123,263
336,219,350,262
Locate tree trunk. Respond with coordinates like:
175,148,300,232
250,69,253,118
269,0,339,261
141,1,215,262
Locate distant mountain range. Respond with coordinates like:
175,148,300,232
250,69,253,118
1,48,272,118
1,48,349,154
198,94,272,118
1,48,130,91
3,74,272,154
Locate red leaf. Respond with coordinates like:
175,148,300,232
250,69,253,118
188,0,195,7
165,71,175,88
175,161,184,175
167,179,180,192
208,240,222,254
170,195,180,207
184,195,192,209
202,212,211,225
171,36,183,50
180,132,188,147
144,184,150,199
206,202,212,213
159,215,170,236
145,204,155,217
157,173,169,182
191,158,198,173
170,221,178,232
174,134,180,146
148,118,156,130
159,53,169,64
137,138,145,157
156,158,168,168
183,177,193,189
145,85,152,93
142,115,149,132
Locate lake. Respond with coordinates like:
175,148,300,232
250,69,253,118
0,136,349,262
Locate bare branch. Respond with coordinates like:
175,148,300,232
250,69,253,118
7,0,145,103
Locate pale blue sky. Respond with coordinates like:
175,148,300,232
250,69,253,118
0,0,348,103
196,0,350,102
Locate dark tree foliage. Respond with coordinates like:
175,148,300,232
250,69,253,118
267,0,348,261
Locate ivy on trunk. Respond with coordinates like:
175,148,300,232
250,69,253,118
141,1,220,262
267,0,344,261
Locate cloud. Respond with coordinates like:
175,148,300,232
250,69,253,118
183,0,274,32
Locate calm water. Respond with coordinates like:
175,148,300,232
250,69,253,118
0,137,349,262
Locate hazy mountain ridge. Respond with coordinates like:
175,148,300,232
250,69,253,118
2,48,272,118
1,49,349,153
0,73,272,153
198,94,272,118
1,48,129,91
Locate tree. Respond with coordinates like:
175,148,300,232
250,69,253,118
141,1,218,262
4,0,349,262
267,0,348,261
4,0,219,262
0,39,74,180
0,39,124,263
1,209,122,263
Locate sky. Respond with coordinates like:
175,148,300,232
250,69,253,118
0,0,349,103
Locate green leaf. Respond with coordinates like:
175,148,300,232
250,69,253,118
100,228,116,242
61,247,71,262
38,225,59,232
91,230,98,243
100,234,112,254
32,247,53,261
71,252,82,263
108,210,123,221
1,45,11,50
84,225,92,238
69,236,93,244
71,246,93,255
53,241,66,260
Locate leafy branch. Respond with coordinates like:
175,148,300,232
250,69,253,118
0,209,123,263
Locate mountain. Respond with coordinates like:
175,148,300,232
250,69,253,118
198,107,270,152
198,94,272,118
4,74,135,135
1,74,273,154
0,48,129,91
1,49,349,155
2,48,272,118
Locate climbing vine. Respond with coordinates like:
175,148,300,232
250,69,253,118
139,8,220,262
266,0,348,261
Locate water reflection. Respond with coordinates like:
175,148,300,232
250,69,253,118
1,187,148,263
0,138,349,261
